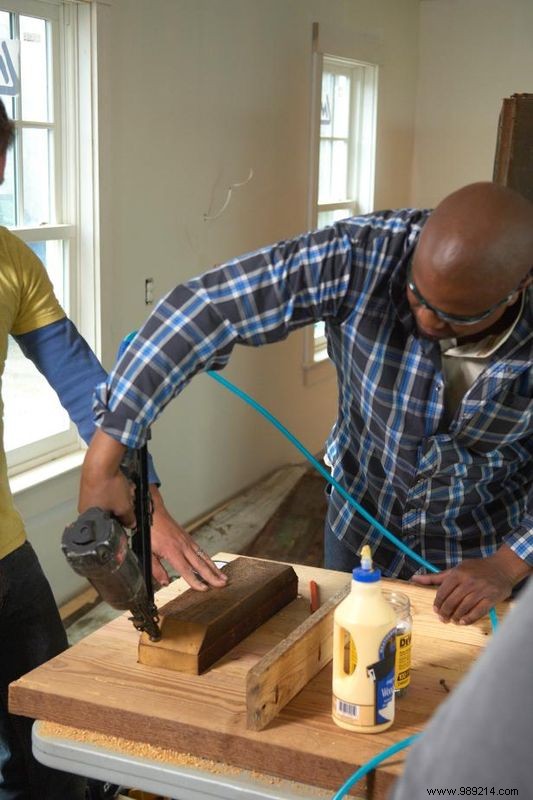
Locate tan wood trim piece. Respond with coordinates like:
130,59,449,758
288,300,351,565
246,583,350,730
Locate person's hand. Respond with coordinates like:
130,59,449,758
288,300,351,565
411,546,531,624
149,485,228,591
79,429,134,525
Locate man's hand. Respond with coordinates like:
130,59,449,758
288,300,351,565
80,430,228,592
149,485,228,591
411,545,531,625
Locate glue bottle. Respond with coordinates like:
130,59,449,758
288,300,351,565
332,545,397,733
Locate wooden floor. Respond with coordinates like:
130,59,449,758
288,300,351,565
242,469,327,567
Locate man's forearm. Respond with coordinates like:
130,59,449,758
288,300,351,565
79,429,134,526
84,428,125,476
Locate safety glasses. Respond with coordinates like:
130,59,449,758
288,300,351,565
406,261,529,326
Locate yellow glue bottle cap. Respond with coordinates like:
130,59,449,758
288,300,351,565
353,545,380,582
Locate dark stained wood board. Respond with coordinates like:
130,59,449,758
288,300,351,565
9,554,506,798
139,557,298,673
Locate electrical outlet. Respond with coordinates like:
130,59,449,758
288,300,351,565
144,278,154,305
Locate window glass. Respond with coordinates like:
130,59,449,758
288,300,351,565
28,240,65,306
3,236,68,452
3,336,70,452
320,72,334,138
0,144,15,225
22,127,51,225
0,10,9,39
332,74,350,138
20,15,49,122
314,321,325,341
319,139,349,204
318,139,332,204
331,140,348,201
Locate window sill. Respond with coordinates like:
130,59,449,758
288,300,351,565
10,449,86,497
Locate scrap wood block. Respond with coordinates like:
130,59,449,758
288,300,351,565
138,557,298,674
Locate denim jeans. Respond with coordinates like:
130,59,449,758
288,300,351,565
321,474,360,572
0,542,86,800
323,518,359,573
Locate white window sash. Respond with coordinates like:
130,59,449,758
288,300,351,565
4,0,97,475
304,52,377,369
9,223,75,240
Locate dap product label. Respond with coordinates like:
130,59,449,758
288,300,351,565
395,632,412,689
367,629,396,725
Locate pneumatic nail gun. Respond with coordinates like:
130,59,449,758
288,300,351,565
61,444,161,641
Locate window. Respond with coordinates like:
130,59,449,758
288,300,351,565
0,0,96,475
305,54,378,367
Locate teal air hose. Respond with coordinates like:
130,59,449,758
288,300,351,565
118,331,498,629
206,369,499,800
331,734,421,800
118,333,498,798
208,371,438,575
207,371,498,627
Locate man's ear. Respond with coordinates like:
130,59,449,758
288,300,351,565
513,270,533,297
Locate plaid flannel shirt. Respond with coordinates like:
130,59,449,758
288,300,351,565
95,209,533,576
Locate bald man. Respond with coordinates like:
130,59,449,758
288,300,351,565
80,182,532,626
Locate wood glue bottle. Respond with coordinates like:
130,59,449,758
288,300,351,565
332,545,396,733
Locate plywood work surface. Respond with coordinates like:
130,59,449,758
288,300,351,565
10,553,504,798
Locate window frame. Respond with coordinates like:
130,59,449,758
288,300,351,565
304,52,378,372
3,0,97,476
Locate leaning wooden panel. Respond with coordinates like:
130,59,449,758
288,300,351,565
138,557,298,674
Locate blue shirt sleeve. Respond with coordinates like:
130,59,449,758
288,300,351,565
15,318,160,485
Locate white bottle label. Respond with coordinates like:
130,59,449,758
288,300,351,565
334,698,360,720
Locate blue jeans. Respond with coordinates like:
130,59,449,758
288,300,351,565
0,542,86,800
324,520,359,573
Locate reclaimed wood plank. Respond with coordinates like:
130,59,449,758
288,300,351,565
138,558,298,674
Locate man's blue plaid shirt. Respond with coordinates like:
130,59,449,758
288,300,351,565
95,209,533,577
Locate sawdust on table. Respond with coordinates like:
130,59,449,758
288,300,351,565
39,721,329,796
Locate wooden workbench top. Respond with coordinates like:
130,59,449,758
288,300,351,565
9,554,504,798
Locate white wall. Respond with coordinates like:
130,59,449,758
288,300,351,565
412,0,533,207
97,0,420,530
20,0,421,604
29,0,533,604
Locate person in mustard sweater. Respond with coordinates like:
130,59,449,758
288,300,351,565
0,100,226,800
